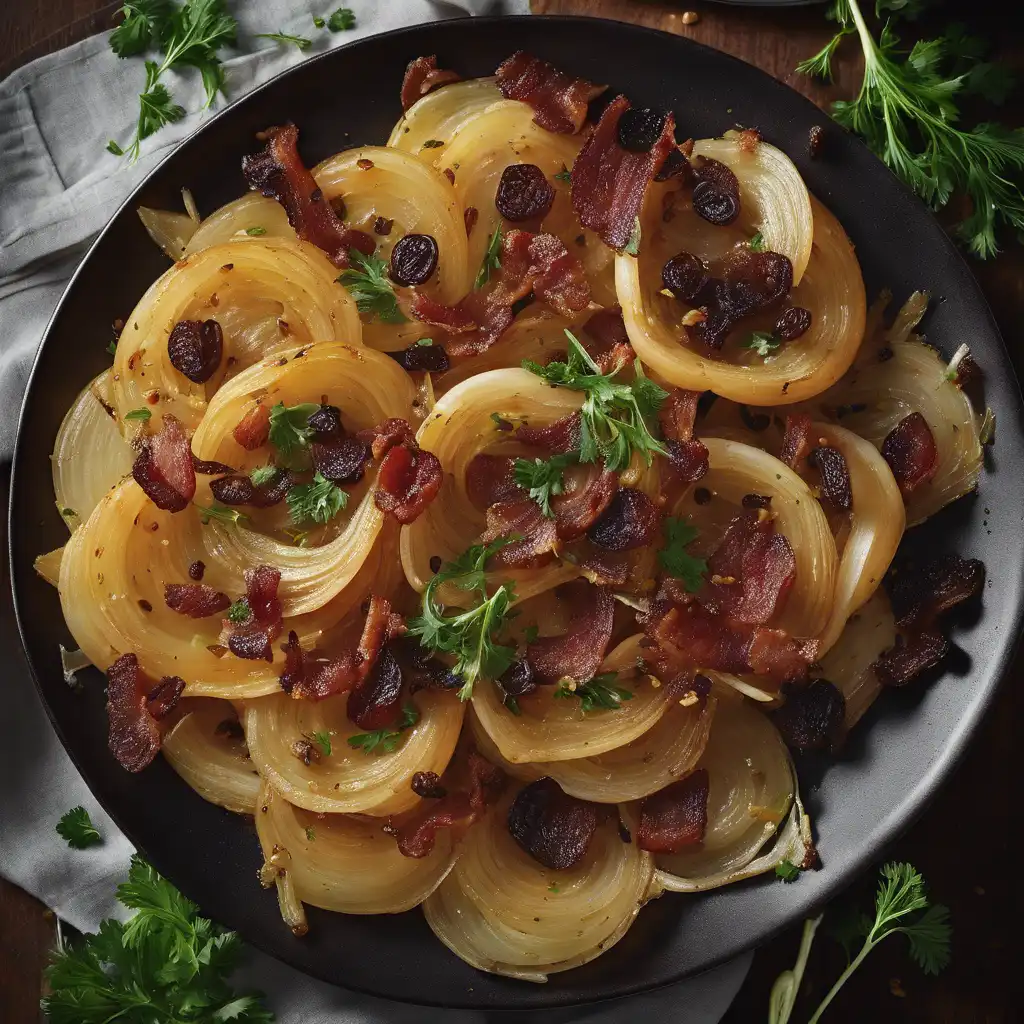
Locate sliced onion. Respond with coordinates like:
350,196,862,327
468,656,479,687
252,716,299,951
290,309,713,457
618,195,865,405
138,207,201,260
184,194,295,254
34,546,64,587
162,698,260,814
388,78,503,153
816,587,896,729
244,689,464,815
422,789,655,981
52,369,134,531
255,783,455,916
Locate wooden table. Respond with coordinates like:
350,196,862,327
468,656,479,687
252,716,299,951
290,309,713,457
0,1,1018,1020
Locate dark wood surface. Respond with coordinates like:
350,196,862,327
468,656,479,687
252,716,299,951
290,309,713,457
0,1,1019,1021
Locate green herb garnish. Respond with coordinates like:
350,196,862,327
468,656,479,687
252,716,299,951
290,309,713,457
658,517,708,592
255,31,311,50
347,704,420,755
338,249,408,323
106,339,119,355
249,465,278,486
623,216,641,256
749,231,766,252
747,330,783,357
421,139,445,149
553,672,634,712
286,472,348,525
56,806,102,849
245,225,267,236
304,825,316,841
123,407,152,422
475,225,504,289
513,453,575,518
226,598,250,624
554,165,572,183
197,504,249,526
776,859,802,883
267,401,318,459
313,15,325,28
327,7,356,31
311,730,332,756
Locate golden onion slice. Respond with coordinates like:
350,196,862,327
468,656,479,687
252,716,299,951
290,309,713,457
401,367,583,598
255,784,454,918
655,699,811,891
52,369,134,531
618,195,865,405
388,77,503,153
162,699,260,814
422,789,655,981
243,689,464,815
183,194,294,254
35,546,64,587
112,238,361,430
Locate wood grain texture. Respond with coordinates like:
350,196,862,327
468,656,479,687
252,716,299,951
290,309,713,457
0,1,1019,1020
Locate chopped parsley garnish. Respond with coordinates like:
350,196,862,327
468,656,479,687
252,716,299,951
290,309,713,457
123,407,152,422
328,8,357,30
197,504,249,526
56,806,102,849
226,598,250,624
267,401,318,459
548,882,561,893
523,625,539,644
554,672,634,712
658,517,708,592
490,411,512,430
406,539,517,702
60,507,78,520
310,730,332,756
421,139,445,149
623,216,642,256
245,225,267,236
554,165,572,183
313,15,325,28
513,453,575,518
249,464,278,486
522,330,667,474
255,31,312,50
475,225,504,289
338,249,408,323
749,231,766,252
286,472,348,525
747,330,783,357
106,339,119,355
304,825,316,841
347,704,420,755
776,859,802,883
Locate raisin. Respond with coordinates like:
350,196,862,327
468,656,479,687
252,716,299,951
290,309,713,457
308,403,344,441
386,343,451,373
495,163,555,222
617,108,669,153
499,659,536,697
691,157,741,226
775,306,812,341
389,233,439,286
716,250,793,318
311,437,370,483
167,319,223,384
662,252,709,301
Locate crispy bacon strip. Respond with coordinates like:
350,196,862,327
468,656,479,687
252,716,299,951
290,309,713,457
481,498,558,568
164,583,231,618
146,675,185,721
356,418,416,460
809,446,852,512
587,487,661,551
659,388,709,484
571,95,676,251
233,404,270,450
580,305,633,373
375,444,443,524
516,412,580,454
527,581,615,684
227,566,283,662
400,55,461,111
466,454,524,510
637,769,709,852
551,463,618,541
106,653,161,772
873,631,948,687
495,51,605,134
347,645,404,731
507,777,602,869
131,414,196,513
771,679,846,752
241,124,374,268
779,413,813,470
881,412,938,497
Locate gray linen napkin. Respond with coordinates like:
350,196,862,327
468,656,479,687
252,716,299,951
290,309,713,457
0,1,752,1019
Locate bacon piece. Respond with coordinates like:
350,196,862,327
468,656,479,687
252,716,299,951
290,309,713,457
881,412,938,497
481,498,558,568
771,679,845,752
411,771,447,798
577,545,631,588
581,305,633,373
571,95,676,251
666,439,710,484
527,581,615,684
466,454,524,510
400,55,461,111
241,124,375,268
164,583,231,618
873,631,948,687
551,463,618,541
809,446,852,512
106,653,161,772
355,418,416,460
516,412,581,454
375,444,443,524
233,404,270,450
146,676,186,720
659,389,701,442
395,750,506,858
227,566,283,662
779,413,813,470
637,769,709,853
131,414,196,513
495,51,605,134
587,488,661,551
698,511,796,625
347,645,404,730
507,777,602,869
410,293,480,335
888,552,986,631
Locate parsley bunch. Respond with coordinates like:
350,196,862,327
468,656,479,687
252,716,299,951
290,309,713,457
42,855,273,1023
798,0,1024,258
347,704,420,754
286,472,347,525
108,0,238,162
513,453,574,518
56,807,102,849
406,539,517,701
338,250,408,323
554,672,634,712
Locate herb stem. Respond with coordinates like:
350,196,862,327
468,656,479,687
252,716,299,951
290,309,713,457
769,914,822,1024
807,936,872,1024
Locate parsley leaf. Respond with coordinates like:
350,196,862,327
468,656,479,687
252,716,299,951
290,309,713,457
659,517,707,592
749,231,767,252
245,225,267,236
255,31,312,51
523,331,667,473
513,453,576,518
198,504,249,526
313,15,325,28
286,472,348,525
42,854,273,1023
554,672,633,712
56,807,103,849
123,407,152,422
327,7,356,30
623,216,642,256
338,249,408,323
249,465,278,486
406,540,517,701
304,825,316,841
227,598,250,624
110,0,175,59
311,730,332,756
347,703,420,755
776,859,801,882
268,401,319,459
747,330,782,357
554,165,572,182
475,225,504,289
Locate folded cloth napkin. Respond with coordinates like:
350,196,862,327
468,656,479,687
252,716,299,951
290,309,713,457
0,1,752,1020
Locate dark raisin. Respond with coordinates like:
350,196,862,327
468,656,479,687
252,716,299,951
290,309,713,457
691,157,741,226
617,107,669,153
167,319,223,384
771,679,845,752
429,555,442,573
495,163,555,222
775,306,812,341
689,309,734,350
373,216,394,236
507,778,601,870
387,343,451,373
330,195,347,219
411,771,447,798
742,493,772,509
809,446,852,512
347,645,403,731
389,233,439,286
499,659,536,697
694,486,712,506
210,471,291,508
661,252,709,302
716,250,793,319
311,437,370,483
188,560,206,580
308,403,344,441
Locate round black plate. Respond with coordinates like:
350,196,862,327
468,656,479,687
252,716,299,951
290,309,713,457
9,15,1023,1011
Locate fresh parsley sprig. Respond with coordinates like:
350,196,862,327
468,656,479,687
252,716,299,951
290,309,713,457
658,517,708,592
249,464,278,486
475,226,504,289
522,331,668,476
255,31,312,51
347,704,420,754
769,861,951,1024
227,598,250,624
798,0,1024,258
553,672,634,712
310,730,332,756
406,539,517,702
267,401,318,462
338,249,408,323
747,330,783,358
56,807,103,850
327,7,356,31
286,472,347,525
197,504,249,526
42,854,274,1023
513,452,576,518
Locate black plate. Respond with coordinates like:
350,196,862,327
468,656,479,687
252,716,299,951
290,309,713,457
9,15,1024,1011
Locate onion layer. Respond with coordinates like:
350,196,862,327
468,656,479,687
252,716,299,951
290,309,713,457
388,78,503,154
